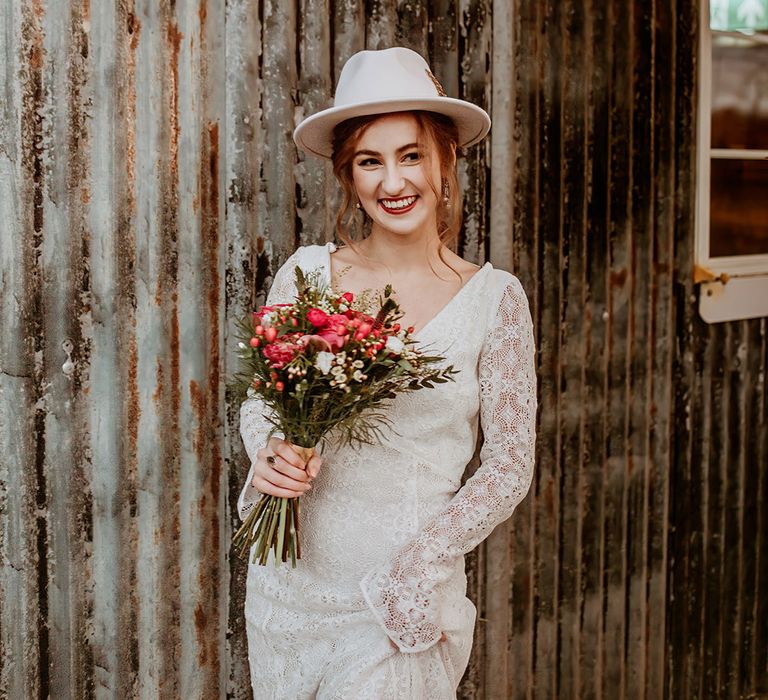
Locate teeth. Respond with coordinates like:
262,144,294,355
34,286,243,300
381,196,417,210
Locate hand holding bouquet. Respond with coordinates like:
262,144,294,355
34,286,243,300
232,265,458,567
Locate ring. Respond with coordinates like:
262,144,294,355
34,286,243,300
266,455,277,465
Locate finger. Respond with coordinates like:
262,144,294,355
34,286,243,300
306,455,322,479
273,441,306,469
271,455,312,482
251,474,308,499
262,468,312,492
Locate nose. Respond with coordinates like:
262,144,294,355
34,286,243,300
381,164,406,195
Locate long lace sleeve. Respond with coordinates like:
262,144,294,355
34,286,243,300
236,249,301,522
358,276,538,652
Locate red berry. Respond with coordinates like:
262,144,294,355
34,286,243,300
264,327,278,342
275,381,284,391
249,337,261,347
255,325,264,335
393,323,400,332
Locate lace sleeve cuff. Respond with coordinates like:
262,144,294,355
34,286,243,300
359,567,443,653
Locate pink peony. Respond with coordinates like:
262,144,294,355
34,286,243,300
317,329,347,351
262,341,297,368
297,334,332,353
326,313,350,327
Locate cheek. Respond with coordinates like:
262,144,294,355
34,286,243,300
352,171,374,197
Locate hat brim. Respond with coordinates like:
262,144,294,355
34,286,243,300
292,97,491,159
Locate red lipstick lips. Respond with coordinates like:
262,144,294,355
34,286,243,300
378,196,418,215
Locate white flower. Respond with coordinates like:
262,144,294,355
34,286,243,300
385,335,405,354
238,341,247,350
352,359,364,368
352,369,364,382
314,351,334,375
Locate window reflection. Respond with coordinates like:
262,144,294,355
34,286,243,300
711,33,768,149
710,158,768,256
710,0,768,32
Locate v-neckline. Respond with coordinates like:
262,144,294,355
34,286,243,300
322,241,492,340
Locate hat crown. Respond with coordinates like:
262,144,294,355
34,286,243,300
333,48,445,107
292,46,490,158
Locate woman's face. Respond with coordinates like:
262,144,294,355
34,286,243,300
351,113,445,240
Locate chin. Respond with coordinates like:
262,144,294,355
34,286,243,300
375,215,432,237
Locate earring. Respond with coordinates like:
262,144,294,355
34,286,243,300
442,180,450,203
355,201,361,209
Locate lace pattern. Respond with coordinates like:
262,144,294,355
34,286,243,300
358,277,537,652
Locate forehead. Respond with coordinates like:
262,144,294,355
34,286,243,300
356,113,422,148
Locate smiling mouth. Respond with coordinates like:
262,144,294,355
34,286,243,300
379,195,419,214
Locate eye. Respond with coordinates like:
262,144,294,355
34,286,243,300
358,158,379,167
404,152,421,162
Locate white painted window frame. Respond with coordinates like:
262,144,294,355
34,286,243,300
696,0,768,323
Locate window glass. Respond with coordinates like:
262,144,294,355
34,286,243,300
710,158,768,256
711,33,768,149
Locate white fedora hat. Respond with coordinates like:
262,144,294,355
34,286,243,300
292,47,491,159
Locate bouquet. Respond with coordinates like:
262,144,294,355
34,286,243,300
232,265,458,567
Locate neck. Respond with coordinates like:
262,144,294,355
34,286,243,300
359,225,445,273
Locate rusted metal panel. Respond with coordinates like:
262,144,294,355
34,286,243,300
1,2,43,698
2,1,767,699
223,0,266,696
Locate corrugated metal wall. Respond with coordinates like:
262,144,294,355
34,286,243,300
1,1,765,699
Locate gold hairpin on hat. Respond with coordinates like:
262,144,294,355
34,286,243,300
425,69,447,97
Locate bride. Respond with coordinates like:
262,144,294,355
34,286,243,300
237,46,537,699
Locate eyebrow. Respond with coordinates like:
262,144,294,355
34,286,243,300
353,143,419,158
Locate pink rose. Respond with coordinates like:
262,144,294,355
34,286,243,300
307,308,330,328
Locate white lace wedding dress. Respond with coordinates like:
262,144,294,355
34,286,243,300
237,242,537,699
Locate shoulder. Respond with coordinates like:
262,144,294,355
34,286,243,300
482,268,533,326
267,244,328,303
274,243,330,275
484,268,527,301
